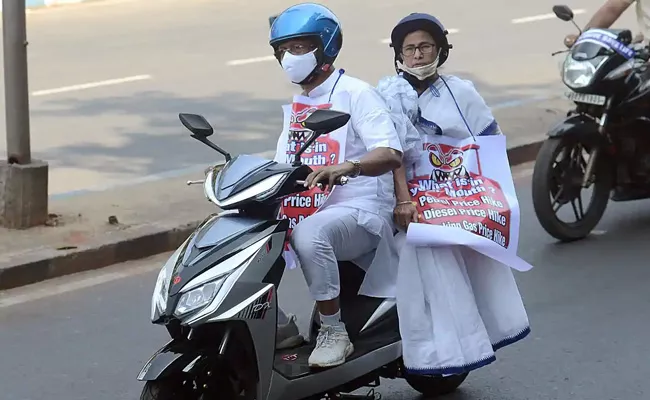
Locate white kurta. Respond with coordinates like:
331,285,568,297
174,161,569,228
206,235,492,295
636,0,650,44
274,69,404,299
377,74,530,375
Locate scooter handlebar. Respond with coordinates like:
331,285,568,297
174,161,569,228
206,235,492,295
295,176,349,190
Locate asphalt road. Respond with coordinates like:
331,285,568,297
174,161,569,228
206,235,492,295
2,167,650,400
0,0,641,194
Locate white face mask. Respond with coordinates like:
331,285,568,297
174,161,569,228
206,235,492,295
397,50,441,81
281,50,318,84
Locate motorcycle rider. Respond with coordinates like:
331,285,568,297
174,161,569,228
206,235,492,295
564,0,648,47
269,3,404,368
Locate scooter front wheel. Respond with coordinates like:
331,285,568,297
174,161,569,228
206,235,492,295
404,372,469,397
139,378,193,400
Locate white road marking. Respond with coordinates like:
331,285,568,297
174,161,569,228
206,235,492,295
512,9,586,24
26,0,142,14
31,74,152,96
380,28,459,44
226,55,277,66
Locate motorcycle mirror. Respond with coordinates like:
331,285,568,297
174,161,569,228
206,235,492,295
553,5,575,22
269,14,278,28
179,113,214,137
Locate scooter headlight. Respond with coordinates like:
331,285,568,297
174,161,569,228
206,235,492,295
173,236,272,324
151,241,188,321
174,276,227,316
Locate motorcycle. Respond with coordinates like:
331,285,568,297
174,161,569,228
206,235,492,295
136,110,468,399
532,5,650,242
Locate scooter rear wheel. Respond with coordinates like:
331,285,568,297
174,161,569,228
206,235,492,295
404,372,469,397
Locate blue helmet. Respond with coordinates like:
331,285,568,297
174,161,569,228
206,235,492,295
269,3,343,76
390,13,452,68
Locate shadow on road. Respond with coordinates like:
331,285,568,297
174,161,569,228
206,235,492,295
31,90,285,176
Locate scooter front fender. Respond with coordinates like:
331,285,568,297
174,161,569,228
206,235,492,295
137,340,201,381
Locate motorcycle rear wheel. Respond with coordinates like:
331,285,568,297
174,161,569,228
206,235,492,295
404,372,469,397
532,137,612,242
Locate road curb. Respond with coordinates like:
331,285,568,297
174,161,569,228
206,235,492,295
0,140,544,291
0,221,202,290
506,139,544,167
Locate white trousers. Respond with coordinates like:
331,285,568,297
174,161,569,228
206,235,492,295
290,206,379,302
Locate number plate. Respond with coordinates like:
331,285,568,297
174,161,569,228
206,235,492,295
565,91,607,106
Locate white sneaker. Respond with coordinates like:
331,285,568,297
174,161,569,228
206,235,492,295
276,314,304,350
308,324,354,368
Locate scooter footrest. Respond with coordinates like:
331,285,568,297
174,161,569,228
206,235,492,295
333,389,381,399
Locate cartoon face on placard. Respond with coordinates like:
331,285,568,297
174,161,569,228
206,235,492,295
410,140,511,249
290,103,331,130
426,142,481,181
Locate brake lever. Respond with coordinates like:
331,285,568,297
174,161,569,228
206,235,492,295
187,164,219,186
295,176,349,190
295,180,325,190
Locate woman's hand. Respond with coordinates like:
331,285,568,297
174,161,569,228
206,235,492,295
393,201,419,230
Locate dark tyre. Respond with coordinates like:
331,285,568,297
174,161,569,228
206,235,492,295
140,378,191,400
531,137,612,242
405,372,469,397
139,373,249,400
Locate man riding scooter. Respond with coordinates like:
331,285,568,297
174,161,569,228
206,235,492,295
268,3,404,368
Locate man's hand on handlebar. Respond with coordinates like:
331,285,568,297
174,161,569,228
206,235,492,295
304,162,355,191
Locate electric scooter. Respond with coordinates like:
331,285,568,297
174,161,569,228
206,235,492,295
136,110,468,399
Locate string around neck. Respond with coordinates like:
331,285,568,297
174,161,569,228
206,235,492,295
438,76,476,141
328,68,345,102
